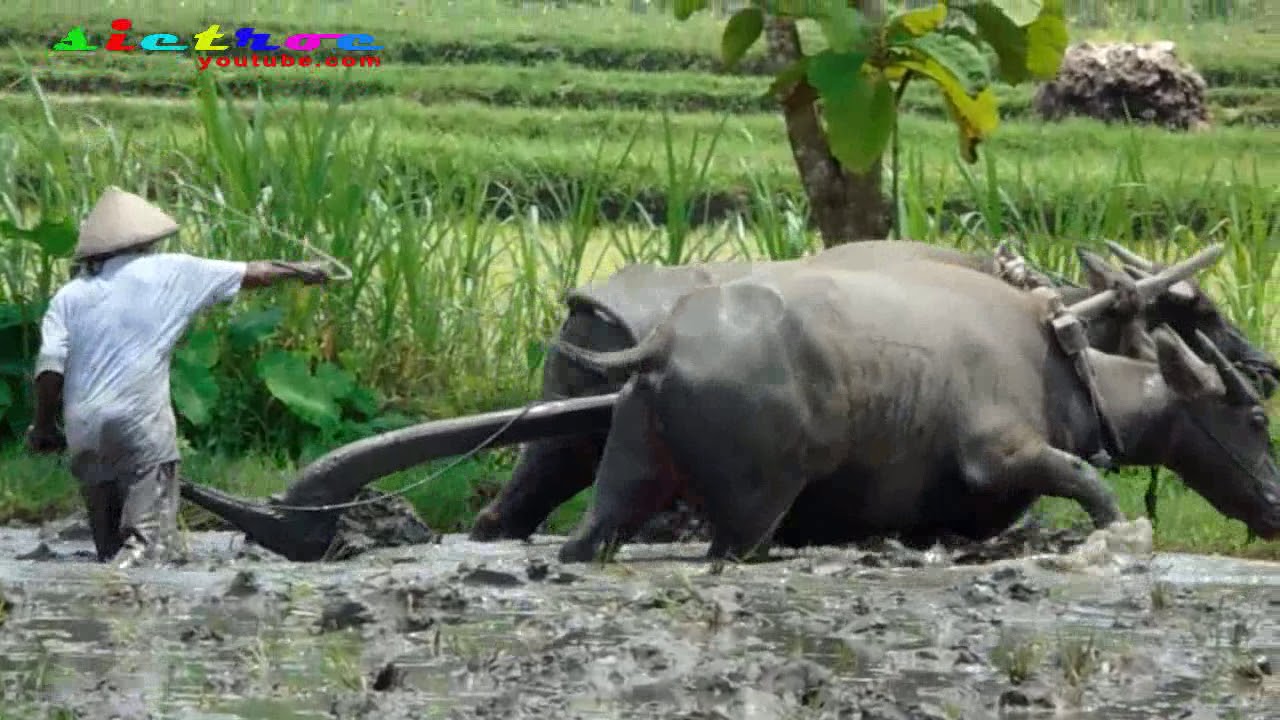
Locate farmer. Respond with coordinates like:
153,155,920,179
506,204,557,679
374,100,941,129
24,186,332,569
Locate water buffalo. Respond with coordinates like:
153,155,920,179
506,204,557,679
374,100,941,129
551,245,1280,563
471,239,1278,542
175,242,1275,562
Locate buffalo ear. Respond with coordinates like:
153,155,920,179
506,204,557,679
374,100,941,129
1153,325,1226,399
1166,279,1198,303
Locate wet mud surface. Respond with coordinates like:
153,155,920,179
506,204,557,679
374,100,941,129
0,519,1276,719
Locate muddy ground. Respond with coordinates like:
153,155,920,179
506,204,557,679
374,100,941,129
0,517,1276,719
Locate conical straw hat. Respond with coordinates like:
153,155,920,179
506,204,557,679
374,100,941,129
74,186,180,260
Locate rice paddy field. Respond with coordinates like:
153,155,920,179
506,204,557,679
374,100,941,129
0,0,1276,558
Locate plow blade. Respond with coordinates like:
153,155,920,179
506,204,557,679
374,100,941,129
180,392,619,561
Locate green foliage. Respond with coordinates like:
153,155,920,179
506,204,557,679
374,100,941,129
680,0,1071,173
721,7,765,71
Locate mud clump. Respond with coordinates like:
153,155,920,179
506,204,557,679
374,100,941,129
1033,42,1211,131
630,497,711,544
322,488,439,561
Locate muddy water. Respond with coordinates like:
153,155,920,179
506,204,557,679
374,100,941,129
0,520,1276,719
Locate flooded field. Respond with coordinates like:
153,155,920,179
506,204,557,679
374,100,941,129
0,519,1276,719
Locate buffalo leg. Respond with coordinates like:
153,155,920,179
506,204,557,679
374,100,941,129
700,469,807,562
962,432,1124,530
471,434,605,541
558,384,681,563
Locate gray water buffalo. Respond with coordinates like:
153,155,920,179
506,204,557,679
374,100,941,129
470,239,1279,542
551,245,1280,563
176,241,1276,562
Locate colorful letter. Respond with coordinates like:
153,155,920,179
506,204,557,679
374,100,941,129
51,26,96,51
234,27,280,51
335,34,382,51
139,33,186,51
105,18,135,51
282,33,344,51
193,25,229,51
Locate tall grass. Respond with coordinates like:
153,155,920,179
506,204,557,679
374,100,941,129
1,70,1276,411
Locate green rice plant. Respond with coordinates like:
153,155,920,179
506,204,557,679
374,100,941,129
733,159,815,261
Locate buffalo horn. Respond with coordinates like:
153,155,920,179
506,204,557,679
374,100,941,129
1104,241,1158,272
1122,264,1197,301
1193,329,1260,404
1066,243,1223,321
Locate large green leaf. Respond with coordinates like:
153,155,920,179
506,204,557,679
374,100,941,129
904,32,992,96
721,7,764,70
895,53,999,163
0,218,77,258
1024,0,1068,79
819,69,890,174
809,54,895,173
314,361,356,402
227,307,283,351
171,356,219,426
958,0,1067,84
885,1,948,43
805,49,867,96
673,0,709,21
811,1,873,54
255,349,341,430
959,2,1027,83
346,385,380,418
175,326,220,369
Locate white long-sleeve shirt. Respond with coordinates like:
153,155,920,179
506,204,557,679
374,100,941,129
35,252,247,477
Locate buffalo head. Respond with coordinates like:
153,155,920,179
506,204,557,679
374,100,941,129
1105,241,1280,398
1150,325,1280,541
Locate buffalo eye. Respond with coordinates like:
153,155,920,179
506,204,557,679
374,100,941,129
1250,408,1269,430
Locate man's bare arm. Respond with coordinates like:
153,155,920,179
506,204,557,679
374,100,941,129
240,261,330,290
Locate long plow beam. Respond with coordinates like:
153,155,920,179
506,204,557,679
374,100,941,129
180,392,620,561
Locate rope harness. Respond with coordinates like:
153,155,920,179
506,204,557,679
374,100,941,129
1038,288,1125,470
992,244,1124,470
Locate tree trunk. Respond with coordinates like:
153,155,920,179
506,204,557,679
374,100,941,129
765,15,890,247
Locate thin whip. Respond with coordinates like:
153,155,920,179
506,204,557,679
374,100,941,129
166,173,354,282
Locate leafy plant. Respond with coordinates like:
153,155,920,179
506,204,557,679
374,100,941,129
170,306,413,463
690,0,1068,171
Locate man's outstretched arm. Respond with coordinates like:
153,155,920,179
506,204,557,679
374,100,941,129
240,260,330,290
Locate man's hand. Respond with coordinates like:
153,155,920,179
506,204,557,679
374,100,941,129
25,424,65,455
242,260,332,289
289,261,331,286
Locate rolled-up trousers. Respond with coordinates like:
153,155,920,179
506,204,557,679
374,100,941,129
71,454,181,565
